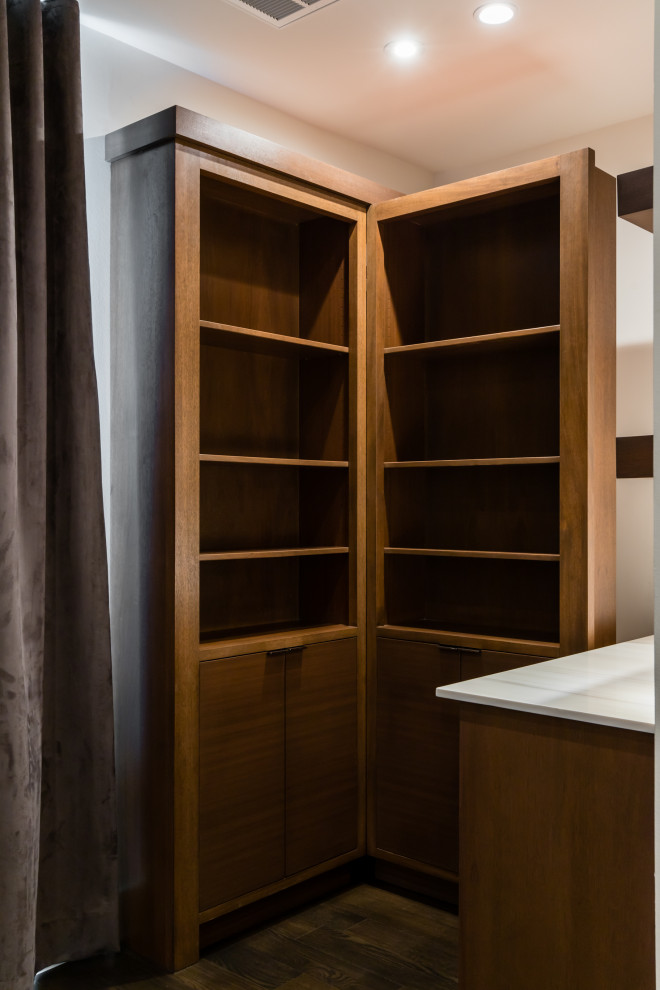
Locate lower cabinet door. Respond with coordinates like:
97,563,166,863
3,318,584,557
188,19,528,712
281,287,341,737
286,639,359,876
199,651,286,911
375,638,461,874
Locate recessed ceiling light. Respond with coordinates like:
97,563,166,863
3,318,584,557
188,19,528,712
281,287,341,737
385,38,421,60
474,2,517,25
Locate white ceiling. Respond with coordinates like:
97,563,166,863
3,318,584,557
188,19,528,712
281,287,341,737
78,0,654,176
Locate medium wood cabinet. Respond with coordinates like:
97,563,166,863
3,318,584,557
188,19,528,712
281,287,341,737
199,639,359,911
106,107,390,970
459,706,654,990
369,150,615,657
108,110,616,969
372,639,548,877
367,150,616,880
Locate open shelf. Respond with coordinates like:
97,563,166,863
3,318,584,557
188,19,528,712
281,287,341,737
379,183,560,347
200,461,348,553
383,329,559,461
200,554,350,643
384,324,559,357
384,461,559,554
201,547,349,561
200,340,348,460
201,175,353,347
384,555,559,645
201,321,349,358
617,165,653,233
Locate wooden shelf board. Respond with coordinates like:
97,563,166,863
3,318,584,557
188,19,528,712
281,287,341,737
200,454,349,468
377,624,561,659
199,623,358,661
384,548,560,562
617,166,653,232
616,435,653,478
384,456,560,468
384,325,560,357
619,209,653,233
201,320,349,358
200,547,349,561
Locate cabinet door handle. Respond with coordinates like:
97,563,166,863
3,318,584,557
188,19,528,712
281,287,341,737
437,644,461,654
460,647,482,656
266,646,304,657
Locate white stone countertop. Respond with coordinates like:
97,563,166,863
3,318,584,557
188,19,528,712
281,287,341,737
435,636,654,733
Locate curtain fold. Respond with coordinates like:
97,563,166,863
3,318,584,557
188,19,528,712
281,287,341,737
0,1,118,985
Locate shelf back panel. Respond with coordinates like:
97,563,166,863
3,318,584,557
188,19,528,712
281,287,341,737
200,462,348,552
383,336,559,461
201,195,300,336
385,463,559,553
200,178,352,346
299,217,350,346
200,555,349,640
381,185,560,347
200,344,348,460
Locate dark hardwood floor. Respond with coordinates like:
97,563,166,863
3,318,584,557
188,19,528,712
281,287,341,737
34,885,458,989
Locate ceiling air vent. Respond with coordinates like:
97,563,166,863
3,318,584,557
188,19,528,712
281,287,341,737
222,0,342,27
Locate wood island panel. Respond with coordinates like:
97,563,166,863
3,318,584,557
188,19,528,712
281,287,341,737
460,705,654,990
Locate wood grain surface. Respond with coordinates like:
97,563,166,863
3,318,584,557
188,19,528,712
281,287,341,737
460,706,654,990
199,651,287,911
285,640,359,875
373,639,461,874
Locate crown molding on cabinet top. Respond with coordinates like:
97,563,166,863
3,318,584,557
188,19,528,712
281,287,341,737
104,105,401,207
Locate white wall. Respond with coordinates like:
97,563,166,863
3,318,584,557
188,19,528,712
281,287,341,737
82,25,654,644
80,26,435,195
434,114,653,186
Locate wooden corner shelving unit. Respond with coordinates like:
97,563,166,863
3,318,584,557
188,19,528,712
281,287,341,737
107,110,617,969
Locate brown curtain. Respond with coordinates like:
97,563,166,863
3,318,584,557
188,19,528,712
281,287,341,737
0,1,118,986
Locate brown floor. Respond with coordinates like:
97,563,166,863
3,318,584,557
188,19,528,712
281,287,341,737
34,885,458,990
